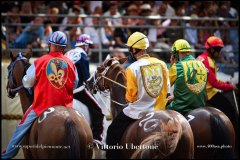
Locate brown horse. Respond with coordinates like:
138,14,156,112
185,107,236,159
6,50,93,159
87,57,128,119
88,58,194,158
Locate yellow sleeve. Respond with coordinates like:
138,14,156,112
169,64,177,86
125,68,138,102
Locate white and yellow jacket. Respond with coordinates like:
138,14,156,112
123,55,170,119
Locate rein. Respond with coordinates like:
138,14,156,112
7,52,32,96
101,75,126,89
92,60,128,107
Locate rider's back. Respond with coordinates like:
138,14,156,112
32,52,76,115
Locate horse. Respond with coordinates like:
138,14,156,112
87,57,127,119
185,107,236,159
6,50,93,159
88,58,194,158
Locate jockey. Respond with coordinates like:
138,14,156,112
196,36,238,130
106,32,171,158
167,39,208,115
64,34,104,144
1,31,78,159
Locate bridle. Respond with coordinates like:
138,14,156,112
92,60,121,91
90,60,128,106
7,52,31,98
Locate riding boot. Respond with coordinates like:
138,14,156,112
106,111,136,159
74,88,104,142
92,122,104,141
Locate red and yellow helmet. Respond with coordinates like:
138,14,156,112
205,36,224,49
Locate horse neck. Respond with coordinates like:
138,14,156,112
18,87,33,113
110,68,127,107
14,61,33,113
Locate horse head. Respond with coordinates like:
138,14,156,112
6,48,32,98
87,57,126,93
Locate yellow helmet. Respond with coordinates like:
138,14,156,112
126,32,149,49
171,39,191,53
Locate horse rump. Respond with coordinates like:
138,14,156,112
131,118,182,159
210,114,235,158
64,117,81,159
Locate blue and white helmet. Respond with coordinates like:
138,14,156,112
48,31,67,46
75,34,93,47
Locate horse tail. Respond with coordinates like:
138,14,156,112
64,117,81,159
210,114,234,158
131,118,182,159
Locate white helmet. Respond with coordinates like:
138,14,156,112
64,50,81,64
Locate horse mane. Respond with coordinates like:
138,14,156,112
210,114,234,158
131,118,182,159
64,117,81,159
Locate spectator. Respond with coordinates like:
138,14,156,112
140,3,152,17
175,4,186,16
228,15,239,63
148,18,171,47
103,1,122,26
59,12,82,34
154,36,171,63
12,17,44,49
85,6,103,26
65,26,80,49
184,14,201,50
219,4,232,18
32,1,47,14
89,1,102,13
19,1,34,24
163,18,183,46
47,7,61,31
198,4,219,46
126,4,139,26
40,21,53,50
133,12,150,37
158,3,168,17
84,14,110,47
7,4,22,44
113,13,132,48
162,1,176,17
84,14,111,62
221,35,236,64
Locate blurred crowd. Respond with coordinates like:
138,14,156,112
1,1,239,64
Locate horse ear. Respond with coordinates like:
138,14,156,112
106,59,113,66
23,48,32,59
9,50,16,61
118,57,128,64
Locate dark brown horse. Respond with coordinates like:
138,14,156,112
6,50,93,159
87,57,127,119
185,107,236,159
88,58,194,158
